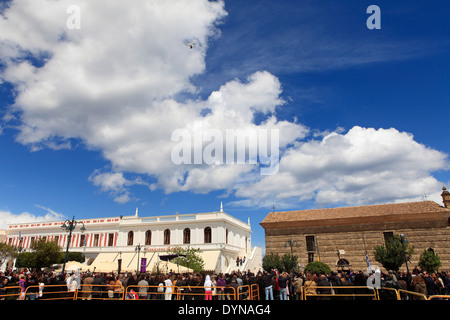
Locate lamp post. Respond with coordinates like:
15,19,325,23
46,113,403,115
15,232,23,270
284,238,299,272
135,244,144,274
400,234,410,274
60,216,86,274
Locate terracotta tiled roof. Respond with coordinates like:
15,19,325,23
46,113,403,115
261,201,449,225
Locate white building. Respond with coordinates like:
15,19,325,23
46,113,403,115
3,205,262,274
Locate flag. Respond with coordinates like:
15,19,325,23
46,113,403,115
366,253,371,273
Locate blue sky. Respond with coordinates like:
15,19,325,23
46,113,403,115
0,0,449,249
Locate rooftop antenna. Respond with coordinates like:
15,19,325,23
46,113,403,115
271,204,276,212
424,194,429,201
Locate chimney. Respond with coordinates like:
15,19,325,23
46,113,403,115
441,186,450,208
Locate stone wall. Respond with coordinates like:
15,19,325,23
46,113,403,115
265,218,450,272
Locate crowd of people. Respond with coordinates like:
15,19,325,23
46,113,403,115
260,267,450,300
0,268,259,300
1,266,449,300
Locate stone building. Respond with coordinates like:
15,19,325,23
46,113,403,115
261,187,450,272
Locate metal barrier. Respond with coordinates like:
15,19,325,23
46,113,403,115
23,284,75,300
175,286,235,300
376,287,399,300
125,285,178,300
237,285,251,300
397,289,427,301
303,286,378,300
250,284,260,300
0,286,23,300
428,295,450,300
9,282,449,301
75,284,125,300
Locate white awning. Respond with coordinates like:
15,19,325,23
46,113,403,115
89,249,222,273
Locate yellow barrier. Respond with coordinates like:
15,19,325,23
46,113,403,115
376,287,399,300
12,282,449,301
237,285,251,300
23,284,74,300
397,289,427,300
0,286,23,300
428,295,450,300
74,284,125,300
251,284,260,300
125,285,178,300
175,286,235,300
303,286,378,300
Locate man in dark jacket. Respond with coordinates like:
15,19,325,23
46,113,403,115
423,271,437,297
277,272,290,300
93,273,106,299
262,271,274,300
316,273,332,300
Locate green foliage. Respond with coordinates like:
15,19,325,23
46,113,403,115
16,239,63,269
59,252,85,264
418,249,442,273
262,253,281,272
304,261,331,275
0,242,17,266
262,253,298,272
168,246,205,273
373,234,415,271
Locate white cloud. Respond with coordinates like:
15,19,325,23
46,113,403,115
0,1,448,209
0,206,65,229
232,127,448,208
88,171,149,203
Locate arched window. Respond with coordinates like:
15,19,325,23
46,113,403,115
183,228,190,244
127,231,134,246
145,230,152,245
164,229,170,245
204,227,212,244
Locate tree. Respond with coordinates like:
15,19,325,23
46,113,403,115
262,253,281,272
418,249,442,273
280,253,299,272
60,252,85,264
373,234,415,271
0,242,17,268
168,246,205,273
17,239,63,270
262,253,298,272
304,261,331,275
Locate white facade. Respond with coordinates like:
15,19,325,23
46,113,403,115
3,207,262,274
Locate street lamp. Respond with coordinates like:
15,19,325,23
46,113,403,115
60,216,86,274
135,244,145,274
15,232,23,270
284,238,299,272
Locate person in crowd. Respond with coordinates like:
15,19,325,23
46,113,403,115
412,274,427,300
277,271,290,300
316,273,332,300
216,273,226,300
423,271,437,297
204,274,213,300
303,272,317,300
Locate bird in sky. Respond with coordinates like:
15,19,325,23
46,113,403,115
185,40,197,49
